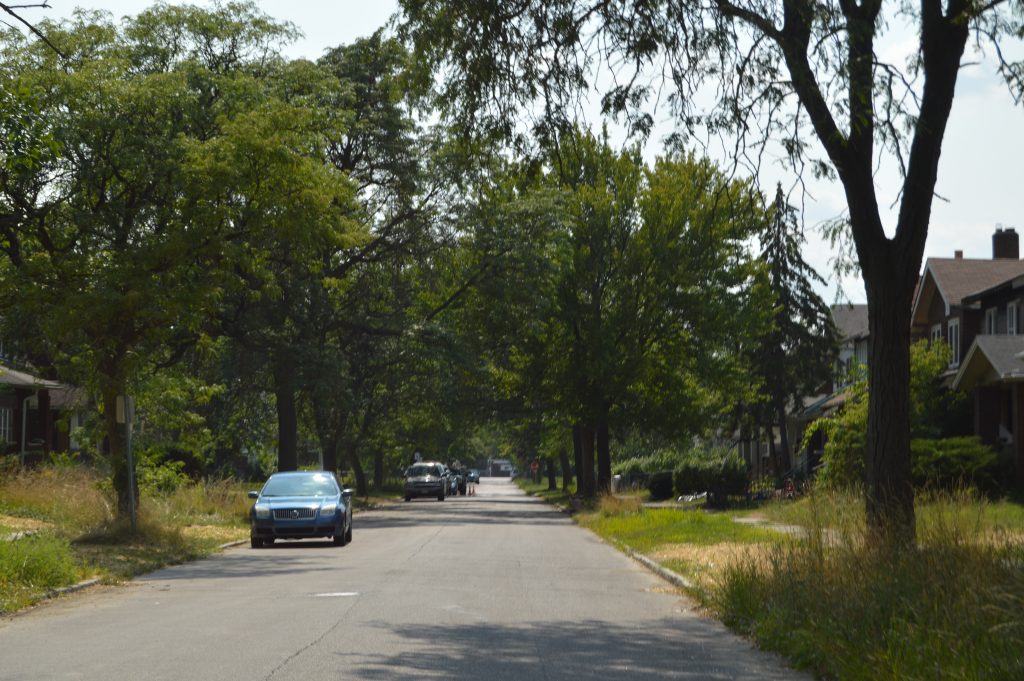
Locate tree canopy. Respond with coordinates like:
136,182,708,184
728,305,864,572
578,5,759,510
399,0,1024,543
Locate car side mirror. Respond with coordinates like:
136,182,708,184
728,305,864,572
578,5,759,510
247,491,259,499
341,488,354,499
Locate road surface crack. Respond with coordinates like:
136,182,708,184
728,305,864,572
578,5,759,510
263,617,345,680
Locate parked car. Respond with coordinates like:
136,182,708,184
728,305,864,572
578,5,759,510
404,462,447,501
248,471,353,548
466,469,480,484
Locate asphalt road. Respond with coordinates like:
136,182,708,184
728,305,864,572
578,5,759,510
0,478,810,680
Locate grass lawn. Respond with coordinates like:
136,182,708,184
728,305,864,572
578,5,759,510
514,477,577,511
0,464,252,613
526,483,1024,680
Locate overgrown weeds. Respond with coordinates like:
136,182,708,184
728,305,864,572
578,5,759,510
0,463,250,613
714,490,1024,680
0,533,86,613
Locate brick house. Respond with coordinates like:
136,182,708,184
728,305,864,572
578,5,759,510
0,362,83,461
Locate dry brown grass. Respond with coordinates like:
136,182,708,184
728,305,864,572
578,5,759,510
0,513,52,532
653,541,775,591
179,524,247,544
597,493,643,516
0,465,112,533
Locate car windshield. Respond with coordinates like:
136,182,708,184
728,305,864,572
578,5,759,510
261,474,338,497
406,464,440,477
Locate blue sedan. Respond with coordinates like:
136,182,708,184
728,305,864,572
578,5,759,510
248,471,353,548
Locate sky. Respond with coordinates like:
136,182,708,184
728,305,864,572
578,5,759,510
17,1,1024,304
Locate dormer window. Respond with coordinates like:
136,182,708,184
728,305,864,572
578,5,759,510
985,307,998,335
930,323,942,343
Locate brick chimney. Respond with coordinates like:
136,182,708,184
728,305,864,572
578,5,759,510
993,227,1019,259
954,250,963,259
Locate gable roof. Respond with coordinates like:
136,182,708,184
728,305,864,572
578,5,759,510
962,273,1024,306
952,335,1024,391
832,304,869,341
912,257,1024,326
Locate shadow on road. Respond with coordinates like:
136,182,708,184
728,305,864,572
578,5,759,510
333,618,801,681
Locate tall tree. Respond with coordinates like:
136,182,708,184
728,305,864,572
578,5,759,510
752,185,838,475
0,4,353,515
456,131,767,497
399,0,1024,543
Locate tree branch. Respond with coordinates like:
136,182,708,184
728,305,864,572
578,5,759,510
0,2,65,58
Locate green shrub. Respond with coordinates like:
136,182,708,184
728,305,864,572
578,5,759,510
673,447,749,508
137,458,190,496
613,450,685,477
647,471,675,501
911,437,999,491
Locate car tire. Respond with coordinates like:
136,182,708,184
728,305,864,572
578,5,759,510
437,491,445,501
405,495,411,502
345,520,352,544
250,537,263,549
333,531,347,547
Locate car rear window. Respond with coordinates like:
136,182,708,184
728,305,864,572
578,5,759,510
261,473,339,497
406,464,440,477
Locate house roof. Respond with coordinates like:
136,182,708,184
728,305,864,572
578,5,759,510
913,258,1024,326
962,273,1024,305
832,303,869,341
952,335,1024,391
0,364,84,409
0,364,64,390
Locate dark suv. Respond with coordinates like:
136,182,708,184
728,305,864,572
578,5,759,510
404,462,447,501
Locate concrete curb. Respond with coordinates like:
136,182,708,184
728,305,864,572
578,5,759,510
45,578,101,599
218,539,247,549
614,541,695,591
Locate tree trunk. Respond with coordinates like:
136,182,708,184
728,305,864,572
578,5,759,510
596,417,611,493
101,384,134,519
347,442,368,496
547,458,557,490
373,450,384,491
579,424,596,498
274,367,298,472
572,423,583,495
863,271,916,546
559,446,572,491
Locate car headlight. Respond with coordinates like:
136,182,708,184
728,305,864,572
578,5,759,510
320,503,337,516
254,504,271,519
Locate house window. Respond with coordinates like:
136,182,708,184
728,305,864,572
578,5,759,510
1009,302,1018,336
985,308,998,335
948,318,961,368
0,408,11,443
930,323,942,343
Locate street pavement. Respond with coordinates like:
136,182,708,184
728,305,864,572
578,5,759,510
0,478,810,680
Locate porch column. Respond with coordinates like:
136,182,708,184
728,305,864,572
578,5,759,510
1016,384,1024,485
38,389,52,455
